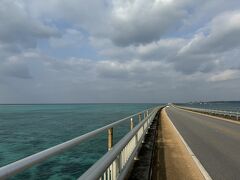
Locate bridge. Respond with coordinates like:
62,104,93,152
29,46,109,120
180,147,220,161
0,105,239,179
165,106,240,179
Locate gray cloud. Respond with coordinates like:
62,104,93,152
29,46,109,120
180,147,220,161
0,59,32,79
96,60,164,79
2,64,32,79
28,0,110,34
29,0,192,47
0,50,240,103
109,0,188,46
49,29,84,48
1,0,240,103
208,69,240,82
0,0,59,51
179,11,240,55
172,53,217,75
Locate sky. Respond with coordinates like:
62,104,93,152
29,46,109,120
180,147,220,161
0,0,240,103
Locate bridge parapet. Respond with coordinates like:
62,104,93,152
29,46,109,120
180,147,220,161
174,105,240,121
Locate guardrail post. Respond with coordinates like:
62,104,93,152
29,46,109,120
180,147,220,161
130,118,134,130
108,128,113,151
138,113,142,122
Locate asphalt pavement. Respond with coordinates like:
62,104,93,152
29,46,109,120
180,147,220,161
165,106,240,180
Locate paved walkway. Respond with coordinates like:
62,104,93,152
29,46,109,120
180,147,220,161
151,108,204,180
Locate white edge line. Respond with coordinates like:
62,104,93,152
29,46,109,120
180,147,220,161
164,107,212,180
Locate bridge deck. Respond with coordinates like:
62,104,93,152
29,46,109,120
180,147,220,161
165,106,240,179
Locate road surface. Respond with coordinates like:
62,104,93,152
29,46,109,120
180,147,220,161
165,106,240,180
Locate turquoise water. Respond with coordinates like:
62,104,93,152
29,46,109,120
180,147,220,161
179,101,240,112
0,104,160,179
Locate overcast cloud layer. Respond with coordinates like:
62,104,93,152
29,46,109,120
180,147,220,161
0,0,240,103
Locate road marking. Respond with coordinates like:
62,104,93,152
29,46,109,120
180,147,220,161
164,107,212,180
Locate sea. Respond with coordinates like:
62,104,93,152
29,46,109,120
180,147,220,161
1,102,239,179
0,103,161,180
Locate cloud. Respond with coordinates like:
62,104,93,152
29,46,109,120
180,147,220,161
168,11,240,75
0,49,239,103
208,69,240,82
0,0,59,54
109,0,189,46
97,38,187,62
179,11,240,55
28,0,110,34
172,53,218,75
49,29,84,48
1,63,32,79
1,0,240,103
0,57,32,79
29,0,192,47
96,59,167,79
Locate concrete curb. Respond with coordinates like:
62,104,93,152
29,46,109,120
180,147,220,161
164,107,212,180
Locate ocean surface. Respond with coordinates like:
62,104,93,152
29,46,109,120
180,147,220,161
179,101,240,112
0,103,161,180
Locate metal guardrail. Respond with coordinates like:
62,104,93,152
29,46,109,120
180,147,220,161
0,106,161,179
176,105,240,121
79,107,160,180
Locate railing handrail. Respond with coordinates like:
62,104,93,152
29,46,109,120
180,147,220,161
78,107,160,180
0,106,159,179
174,105,240,119
179,106,239,113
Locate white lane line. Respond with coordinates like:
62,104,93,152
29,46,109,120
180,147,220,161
164,107,212,180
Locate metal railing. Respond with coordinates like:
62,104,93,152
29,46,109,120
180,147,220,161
0,106,161,179
79,107,160,180
176,105,240,121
